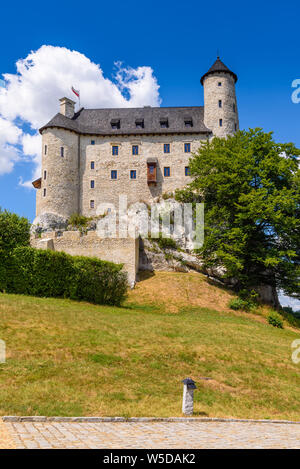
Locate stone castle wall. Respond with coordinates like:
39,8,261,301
38,130,208,219
39,129,79,218
79,134,205,215
31,231,139,286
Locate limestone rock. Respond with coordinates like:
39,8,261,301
31,212,68,234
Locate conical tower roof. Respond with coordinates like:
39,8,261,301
200,57,237,85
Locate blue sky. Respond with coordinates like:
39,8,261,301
0,0,299,308
1,0,299,219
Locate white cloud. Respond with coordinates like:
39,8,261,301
0,117,22,175
18,133,42,187
0,45,161,183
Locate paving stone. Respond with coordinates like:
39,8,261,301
0,418,16,449
1,420,300,449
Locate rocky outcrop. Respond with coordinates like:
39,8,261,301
31,212,68,234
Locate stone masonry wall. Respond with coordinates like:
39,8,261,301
203,72,239,138
37,130,208,220
31,231,139,286
79,134,207,216
39,129,79,219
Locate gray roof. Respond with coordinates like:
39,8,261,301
39,106,211,136
200,57,238,85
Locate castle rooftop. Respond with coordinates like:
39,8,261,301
39,106,211,136
200,57,238,85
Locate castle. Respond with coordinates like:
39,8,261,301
32,57,239,285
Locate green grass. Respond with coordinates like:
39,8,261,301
0,287,299,420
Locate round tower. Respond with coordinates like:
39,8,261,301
201,57,239,138
38,97,79,220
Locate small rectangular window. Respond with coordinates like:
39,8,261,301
90,180,95,189
164,143,170,153
233,104,236,112
185,166,191,176
164,166,170,177
218,82,222,86
184,120,193,128
112,146,119,156
111,119,120,129
90,200,95,209
218,100,222,108
60,147,64,157
44,145,47,155
219,119,223,127
160,119,169,128
184,143,191,153
132,145,139,155
44,170,47,180
91,161,95,170
130,170,137,179
91,140,95,145
235,123,237,131
43,188,46,197
111,170,117,179
135,119,144,129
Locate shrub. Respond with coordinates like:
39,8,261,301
0,209,30,254
10,247,74,297
70,256,128,306
282,306,294,315
162,192,174,200
239,289,259,303
267,311,284,329
280,310,300,329
68,213,91,229
229,298,248,311
0,250,11,291
4,246,127,306
153,233,178,250
0,210,30,292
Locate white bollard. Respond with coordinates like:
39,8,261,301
182,378,197,415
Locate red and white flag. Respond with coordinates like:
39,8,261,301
71,86,80,98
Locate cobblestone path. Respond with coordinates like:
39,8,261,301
0,418,16,449
1,419,300,449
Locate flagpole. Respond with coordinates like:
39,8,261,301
71,86,80,110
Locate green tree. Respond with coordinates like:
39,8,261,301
177,129,300,300
0,209,30,253
0,209,30,292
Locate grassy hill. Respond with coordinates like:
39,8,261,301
0,271,299,420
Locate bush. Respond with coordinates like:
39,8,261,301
0,209,30,253
282,306,294,315
280,310,300,329
229,298,248,311
162,192,174,200
153,233,178,250
10,247,74,298
0,210,30,292
267,311,284,329
3,246,127,306
68,213,91,228
70,256,128,306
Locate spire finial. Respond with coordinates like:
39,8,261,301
217,49,220,59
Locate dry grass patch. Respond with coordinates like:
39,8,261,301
128,271,236,313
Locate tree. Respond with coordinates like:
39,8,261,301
0,209,30,253
177,129,300,300
0,209,31,292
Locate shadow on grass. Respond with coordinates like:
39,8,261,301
136,271,155,282
191,411,209,417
